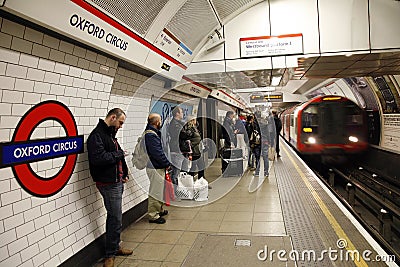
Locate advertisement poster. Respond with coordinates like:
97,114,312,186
370,76,400,152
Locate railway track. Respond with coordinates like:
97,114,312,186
306,160,400,264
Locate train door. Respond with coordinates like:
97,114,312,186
319,102,345,144
290,113,296,146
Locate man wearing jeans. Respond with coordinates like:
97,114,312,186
87,108,133,267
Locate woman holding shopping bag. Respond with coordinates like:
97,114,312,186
183,116,212,189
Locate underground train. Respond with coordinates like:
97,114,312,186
281,95,369,163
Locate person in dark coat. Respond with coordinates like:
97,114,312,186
222,111,238,148
272,110,282,157
145,113,171,224
245,114,255,169
87,108,133,267
254,110,275,178
168,106,191,195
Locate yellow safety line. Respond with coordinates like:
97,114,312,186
281,145,368,266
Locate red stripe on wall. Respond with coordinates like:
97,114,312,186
182,76,212,92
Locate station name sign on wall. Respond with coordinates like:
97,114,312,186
0,101,84,197
70,14,128,51
240,33,303,58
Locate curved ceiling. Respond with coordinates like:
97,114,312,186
87,0,400,106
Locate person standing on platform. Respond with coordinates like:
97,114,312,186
222,111,238,148
145,113,171,224
254,110,274,178
245,114,255,170
184,116,212,189
168,106,191,196
272,110,282,157
87,108,133,267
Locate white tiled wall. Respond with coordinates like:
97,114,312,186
0,16,193,267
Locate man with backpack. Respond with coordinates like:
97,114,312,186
144,113,171,224
253,110,275,178
87,108,133,267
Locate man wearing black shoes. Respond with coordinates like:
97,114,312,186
87,108,133,267
144,113,172,224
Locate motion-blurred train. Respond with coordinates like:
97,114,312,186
281,95,369,163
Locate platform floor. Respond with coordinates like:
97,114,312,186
93,140,395,267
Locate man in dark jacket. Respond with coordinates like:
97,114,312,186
145,113,171,224
222,111,238,148
168,106,191,195
87,108,132,267
272,110,282,157
245,115,255,169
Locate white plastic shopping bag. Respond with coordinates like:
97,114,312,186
178,172,194,187
193,177,208,201
176,172,194,200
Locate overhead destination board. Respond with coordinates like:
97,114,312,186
240,33,303,58
154,28,193,64
250,93,283,103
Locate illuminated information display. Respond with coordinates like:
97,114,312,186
250,93,283,103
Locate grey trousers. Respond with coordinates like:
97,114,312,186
146,168,165,220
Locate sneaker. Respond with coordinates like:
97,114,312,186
149,217,166,224
116,247,133,256
208,185,212,189
277,154,281,158
104,257,114,267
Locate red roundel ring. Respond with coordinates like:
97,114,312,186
12,101,78,197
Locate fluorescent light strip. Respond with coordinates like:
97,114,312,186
271,76,282,86
233,87,276,93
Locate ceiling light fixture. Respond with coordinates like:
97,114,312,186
233,87,276,93
271,76,282,86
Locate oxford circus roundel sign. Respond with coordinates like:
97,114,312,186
0,101,84,197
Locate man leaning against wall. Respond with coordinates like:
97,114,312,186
87,108,133,267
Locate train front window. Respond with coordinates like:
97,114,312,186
301,104,318,140
345,103,363,125
302,105,318,127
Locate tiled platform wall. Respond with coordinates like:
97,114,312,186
0,16,191,267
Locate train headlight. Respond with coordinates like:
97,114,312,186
349,136,358,142
307,137,316,144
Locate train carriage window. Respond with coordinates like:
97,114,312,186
345,103,363,125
